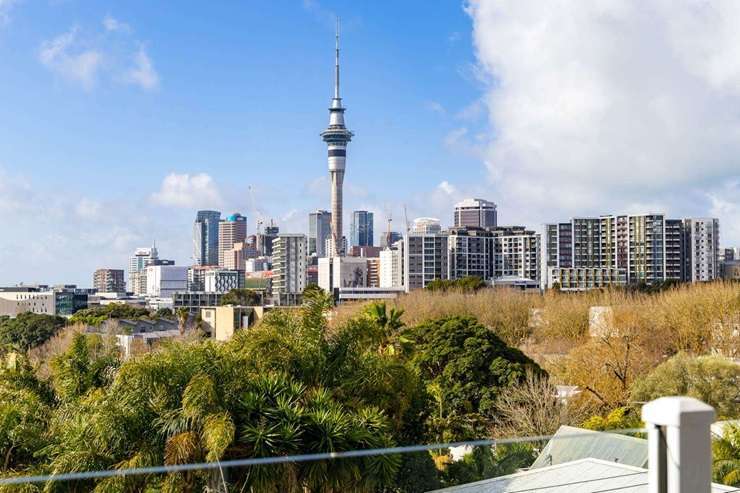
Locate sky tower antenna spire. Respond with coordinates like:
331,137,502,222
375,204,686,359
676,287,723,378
334,17,340,100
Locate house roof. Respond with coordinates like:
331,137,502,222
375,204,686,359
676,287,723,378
530,426,648,469
427,458,735,493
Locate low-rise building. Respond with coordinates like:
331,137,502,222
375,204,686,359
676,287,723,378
200,305,265,341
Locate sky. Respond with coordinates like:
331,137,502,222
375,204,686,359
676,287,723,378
1,0,739,286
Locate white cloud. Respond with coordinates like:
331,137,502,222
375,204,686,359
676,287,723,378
102,14,131,33
39,28,103,90
0,0,16,25
467,0,740,244
151,173,222,209
74,198,102,219
424,100,446,114
124,46,159,90
40,20,159,92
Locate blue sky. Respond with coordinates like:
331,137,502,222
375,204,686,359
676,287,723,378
2,0,739,286
0,0,488,285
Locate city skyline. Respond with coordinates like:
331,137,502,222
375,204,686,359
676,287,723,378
1,1,739,285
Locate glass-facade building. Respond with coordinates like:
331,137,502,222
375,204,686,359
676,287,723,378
350,210,374,247
193,210,221,266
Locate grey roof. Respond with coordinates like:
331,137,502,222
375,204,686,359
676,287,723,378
530,426,648,469
427,458,735,493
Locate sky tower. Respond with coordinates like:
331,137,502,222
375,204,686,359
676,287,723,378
321,19,353,257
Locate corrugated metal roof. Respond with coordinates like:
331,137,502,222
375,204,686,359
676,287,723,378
427,458,735,493
531,426,648,469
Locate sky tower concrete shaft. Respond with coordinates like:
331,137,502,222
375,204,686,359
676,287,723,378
320,19,353,257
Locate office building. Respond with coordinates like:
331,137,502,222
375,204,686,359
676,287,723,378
682,218,720,282
128,244,158,295
350,210,374,247
93,269,125,293
320,23,353,257
309,210,332,257
380,231,403,249
256,223,279,257
454,198,497,229
204,269,244,294
193,210,221,266
145,265,188,298
404,232,449,291
411,217,442,234
223,241,250,271
218,213,247,267
272,234,307,297
720,260,740,281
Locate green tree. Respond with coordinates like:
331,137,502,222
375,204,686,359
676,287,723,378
176,307,189,335
631,353,740,419
50,333,119,402
713,424,740,487
0,313,66,352
581,406,642,432
69,303,151,327
219,288,263,306
425,277,486,293
402,316,543,441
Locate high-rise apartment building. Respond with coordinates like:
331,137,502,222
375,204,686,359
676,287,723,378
193,210,221,266
683,218,720,282
350,210,374,247
272,234,307,297
218,213,247,267
309,210,332,257
223,242,249,271
545,214,721,288
454,198,498,229
404,232,449,291
492,226,541,284
447,227,495,281
93,269,125,293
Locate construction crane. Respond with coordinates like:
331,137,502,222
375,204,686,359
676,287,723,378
248,185,265,234
403,204,410,233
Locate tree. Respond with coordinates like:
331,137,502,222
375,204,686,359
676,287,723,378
425,277,486,293
402,316,543,440
69,303,151,327
581,406,642,432
0,313,66,352
155,307,174,318
713,424,740,487
50,333,119,402
176,307,189,335
219,288,263,306
494,370,591,438
631,353,740,419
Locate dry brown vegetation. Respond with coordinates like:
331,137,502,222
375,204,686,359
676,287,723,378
332,282,740,411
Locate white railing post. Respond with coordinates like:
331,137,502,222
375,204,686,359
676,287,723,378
641,397,716,493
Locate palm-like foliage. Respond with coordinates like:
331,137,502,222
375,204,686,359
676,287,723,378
713,424,740,487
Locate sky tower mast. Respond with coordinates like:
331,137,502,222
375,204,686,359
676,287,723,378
320,18,354,257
